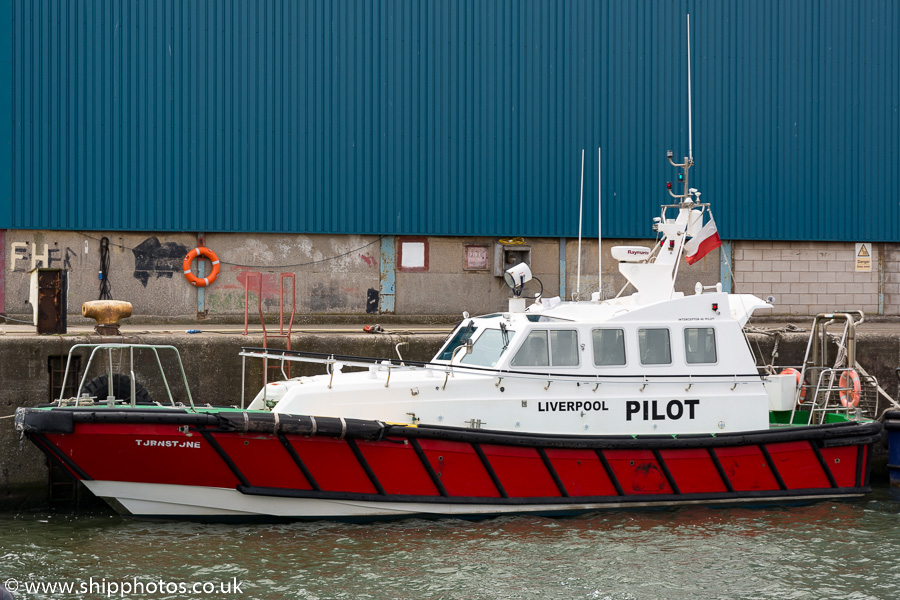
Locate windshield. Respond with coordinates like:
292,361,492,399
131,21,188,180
436,321,477,360
460,328,516,367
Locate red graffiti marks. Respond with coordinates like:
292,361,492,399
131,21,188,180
233,269,281,295
359,252,376,267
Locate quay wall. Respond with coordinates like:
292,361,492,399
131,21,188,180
1,231,893,323
2,327,899,511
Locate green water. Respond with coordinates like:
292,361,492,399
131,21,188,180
2,489,900,600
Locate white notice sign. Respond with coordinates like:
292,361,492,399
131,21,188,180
855,243,872,272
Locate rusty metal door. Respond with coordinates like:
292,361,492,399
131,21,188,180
36,268,67,335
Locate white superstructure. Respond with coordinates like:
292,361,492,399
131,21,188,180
249,183,784,437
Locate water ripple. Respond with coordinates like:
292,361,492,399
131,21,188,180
1,489,899,600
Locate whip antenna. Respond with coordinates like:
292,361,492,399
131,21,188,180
687,14,693,162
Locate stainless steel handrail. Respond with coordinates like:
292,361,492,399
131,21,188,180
238,347,765,387
58,343,194,410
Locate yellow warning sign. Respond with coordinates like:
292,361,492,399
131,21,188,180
855,243,872,272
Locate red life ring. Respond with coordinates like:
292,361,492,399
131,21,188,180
183,247,221,287
780,368,807,402
839,369,861,408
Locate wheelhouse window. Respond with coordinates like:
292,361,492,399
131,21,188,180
592,329,626,366
638,328,671,365
511,330,580,368
460,328,516,367
684,327,717,364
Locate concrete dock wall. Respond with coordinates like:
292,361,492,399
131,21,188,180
3,231,894,324
3,231,727,323
2,326,899,511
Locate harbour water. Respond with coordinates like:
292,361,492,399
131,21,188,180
2,487,899,600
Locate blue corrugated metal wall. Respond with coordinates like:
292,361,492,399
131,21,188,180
2,1,898,240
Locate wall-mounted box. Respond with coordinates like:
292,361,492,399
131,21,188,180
493,243,531,277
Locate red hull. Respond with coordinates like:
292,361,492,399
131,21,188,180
21,408,879,518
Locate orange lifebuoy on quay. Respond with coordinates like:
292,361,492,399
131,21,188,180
839,369,861,408
780,367,807,402
182,247,221,287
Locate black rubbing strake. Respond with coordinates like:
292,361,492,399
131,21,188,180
707,448,735,493
276,433,321,491
346,438,386,496
652,449,680,495
594,449,625,496
810,441,838,488
537,447,569,497
410,438,449,497
758,444,787,491
197,429,251,488
473,443,508,498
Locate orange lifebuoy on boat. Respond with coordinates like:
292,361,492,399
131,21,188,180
780,368,807,402
182,247,221,287
839,369,861,408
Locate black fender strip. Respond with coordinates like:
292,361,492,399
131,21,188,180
653,449,680,495
537,447,568,497
385,420,883,451
196,428,250,488
473,443,508,498
854,442,863,489
410,438,449,497
810,441,838,488
346,439,386,496
759,444,787,491
276,432,320,492
863,444,872,488
235,484,870,506
707,448,735,493
30,433,92,481
595,449,625,496
19,408,882,452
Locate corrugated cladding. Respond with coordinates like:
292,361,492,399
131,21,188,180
2,0,898,240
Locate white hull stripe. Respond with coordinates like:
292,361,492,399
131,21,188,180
82,481,866,520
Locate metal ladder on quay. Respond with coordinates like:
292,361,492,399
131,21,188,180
244,272,296,380
789,311,890,425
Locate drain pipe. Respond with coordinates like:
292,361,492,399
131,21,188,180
559,238,566,299
879,247,885,315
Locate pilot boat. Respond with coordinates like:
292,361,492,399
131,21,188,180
16,154,881,521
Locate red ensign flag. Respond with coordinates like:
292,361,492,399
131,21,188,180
684,218,722,265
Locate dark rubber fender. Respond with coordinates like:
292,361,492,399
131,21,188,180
82,374,154,405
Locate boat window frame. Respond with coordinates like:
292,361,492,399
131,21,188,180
510,328,581,369
459,327,517,367
637,327,672,366
591,328,627,367
682,326,719,365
